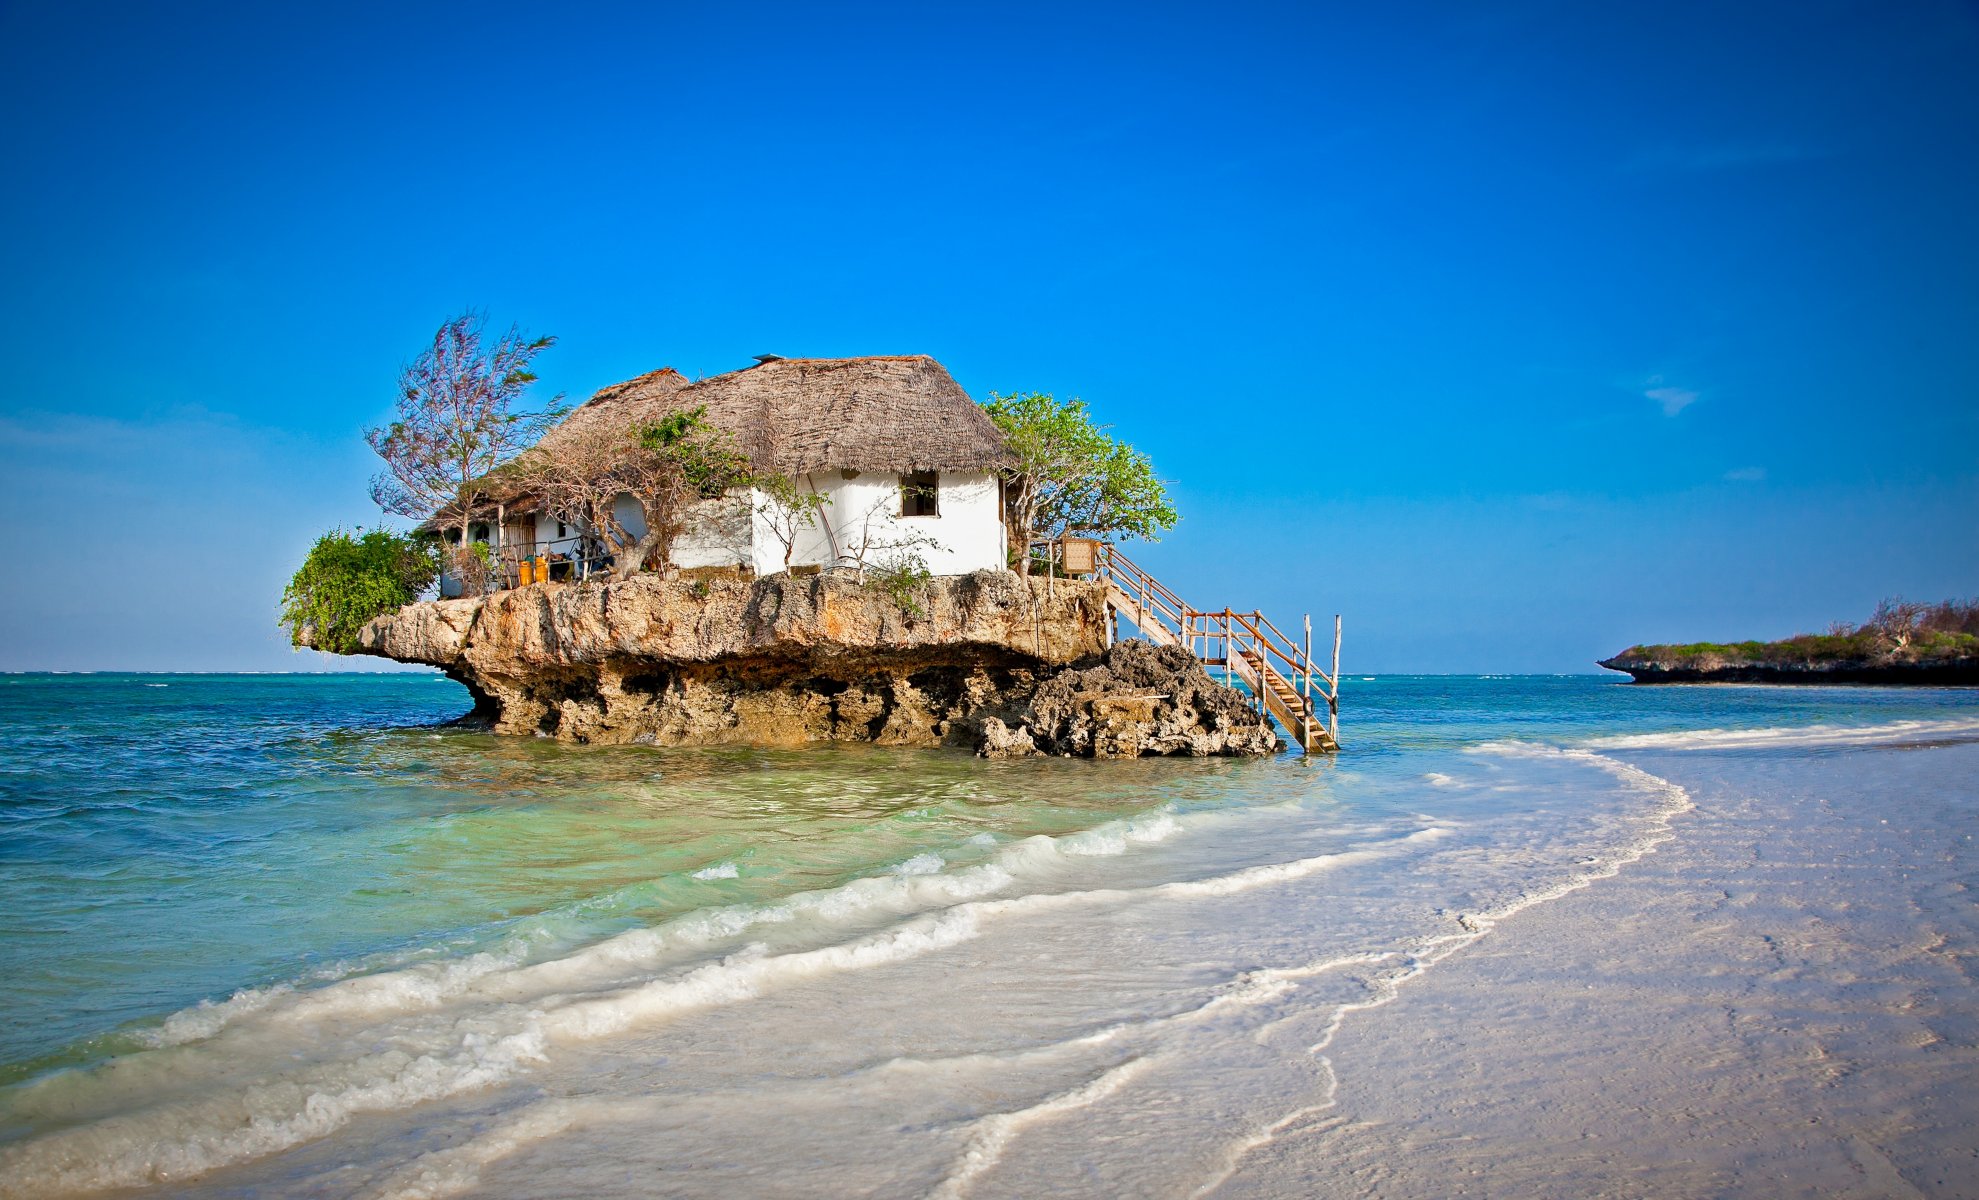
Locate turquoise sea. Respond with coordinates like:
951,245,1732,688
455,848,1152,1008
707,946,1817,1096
1,673,1974,1197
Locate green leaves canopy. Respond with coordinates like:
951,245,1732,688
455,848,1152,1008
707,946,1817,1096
279,529,441,655
982,392,1177,563
635,406,751,500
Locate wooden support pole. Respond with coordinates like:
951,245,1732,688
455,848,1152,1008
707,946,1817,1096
1330,613,1342,741
1303,614,1312,706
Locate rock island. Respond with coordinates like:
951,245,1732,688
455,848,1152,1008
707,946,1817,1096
295,343,1341,756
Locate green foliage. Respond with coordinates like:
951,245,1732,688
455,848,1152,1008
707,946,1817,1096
864,552,934,618
280,529,440,655
982,392,1178,562
450,540,495,594
635,406,750,499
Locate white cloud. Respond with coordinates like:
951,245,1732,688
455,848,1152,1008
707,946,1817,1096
1646,385,1699,417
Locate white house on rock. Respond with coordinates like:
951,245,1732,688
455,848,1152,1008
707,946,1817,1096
440,355,1015,592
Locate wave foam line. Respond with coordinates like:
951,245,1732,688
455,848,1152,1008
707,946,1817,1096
1193,746,1694,1197
928,1058,1154,1200
1579,716,1979,752
364,1096,656,1200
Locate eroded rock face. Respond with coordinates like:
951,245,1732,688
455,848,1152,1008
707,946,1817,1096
978,640,1283,759
341,571,1278,757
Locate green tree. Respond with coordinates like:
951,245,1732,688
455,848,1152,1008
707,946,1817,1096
279,529,441,654
981,391,1177,574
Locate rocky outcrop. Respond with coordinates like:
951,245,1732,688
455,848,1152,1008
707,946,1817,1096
338,571,1281,756
978,641,1282,758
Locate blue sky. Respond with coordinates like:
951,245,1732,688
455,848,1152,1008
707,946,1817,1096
2,0,1974,672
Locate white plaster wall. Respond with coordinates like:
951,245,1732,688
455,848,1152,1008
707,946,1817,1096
611,493,647,542
480,473,1007,582
673,495,752,569
531,512,582,554
746,470,1004,577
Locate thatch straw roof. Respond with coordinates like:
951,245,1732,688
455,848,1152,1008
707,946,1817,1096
539,355,1014,475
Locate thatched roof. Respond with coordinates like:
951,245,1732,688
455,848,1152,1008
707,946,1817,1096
539,355,1014,475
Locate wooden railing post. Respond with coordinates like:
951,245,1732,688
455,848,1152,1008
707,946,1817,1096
1303,613,1312,708
1331,613,1342,741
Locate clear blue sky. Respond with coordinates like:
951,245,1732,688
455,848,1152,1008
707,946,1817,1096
2,1,1974,672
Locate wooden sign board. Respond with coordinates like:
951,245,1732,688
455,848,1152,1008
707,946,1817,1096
1059,537,1098,575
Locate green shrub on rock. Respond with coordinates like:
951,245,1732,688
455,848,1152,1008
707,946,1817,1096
280,529,441,655
863,552,934,618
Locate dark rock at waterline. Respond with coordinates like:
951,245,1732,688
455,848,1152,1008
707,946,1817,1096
980,640,1282,759
1597,653,1979,686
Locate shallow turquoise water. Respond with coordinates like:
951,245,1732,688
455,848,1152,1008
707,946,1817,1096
0,671,1972,1196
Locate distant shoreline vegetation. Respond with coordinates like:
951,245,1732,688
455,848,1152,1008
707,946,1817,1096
1604,599,1979,684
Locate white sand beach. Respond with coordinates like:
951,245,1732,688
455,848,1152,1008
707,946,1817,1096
1222,736,1979,1198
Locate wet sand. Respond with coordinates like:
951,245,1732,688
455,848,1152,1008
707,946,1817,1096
1218,739,1979,1198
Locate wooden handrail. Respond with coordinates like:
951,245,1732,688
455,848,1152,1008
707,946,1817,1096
1229,609,1335,692
1034,537,1340,750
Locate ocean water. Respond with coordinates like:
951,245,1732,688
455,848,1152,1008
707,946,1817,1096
0,673,1974,1197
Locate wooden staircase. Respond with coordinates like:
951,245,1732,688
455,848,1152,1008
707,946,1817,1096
1050,542,1340,753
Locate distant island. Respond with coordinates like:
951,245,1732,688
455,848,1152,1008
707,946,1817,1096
1600,598,1979,685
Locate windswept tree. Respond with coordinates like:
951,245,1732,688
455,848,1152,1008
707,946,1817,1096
366,312,562,550
528,406,750,580
982,391,1177,574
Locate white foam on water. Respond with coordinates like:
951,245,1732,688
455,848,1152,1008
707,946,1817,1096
1159,826,1448,899
364,1096,656,1200
689,861,738,880
928,1058,1155,1200
891,853,946,875
135,982,297,1049
0,1026,553,1198
1581,716,1979,752
134,938,543,1051
1057,813,1182,856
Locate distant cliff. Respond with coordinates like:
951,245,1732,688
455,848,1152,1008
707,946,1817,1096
327,570,1280,756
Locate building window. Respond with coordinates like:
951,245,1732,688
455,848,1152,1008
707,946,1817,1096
556,521,568,539
901,470,939,517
